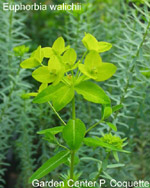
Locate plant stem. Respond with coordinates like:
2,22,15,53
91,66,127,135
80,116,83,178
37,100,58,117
93,166,103,181
70,150,75,180
70,97,76,180
86,120,103,134
75,50,88,79
56,140,69,151
72,97,76,120
48,102,66,126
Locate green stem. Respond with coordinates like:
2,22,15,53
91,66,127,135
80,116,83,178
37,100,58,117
48,102,66,126
72,97,76,120
70,97,76,180
56,140,69,151
86,120,103,134
80,50,88,64
70,150,75,180
75,50,88,79
93,166,103,181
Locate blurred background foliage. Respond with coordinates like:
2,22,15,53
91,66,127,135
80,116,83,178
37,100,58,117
0,0,150,187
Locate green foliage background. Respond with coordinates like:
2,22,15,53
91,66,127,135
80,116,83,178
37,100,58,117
0,0,150,187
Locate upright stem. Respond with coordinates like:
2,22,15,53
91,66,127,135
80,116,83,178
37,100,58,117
70,150,75,180
72,97,76,120
70,97,76,180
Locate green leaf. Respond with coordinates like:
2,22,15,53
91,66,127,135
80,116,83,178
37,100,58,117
106,122,117,132
113,151,119,162
62,48,77,70
64,45,70,52
63,119,86,150
98,42,112,53
112,104,123,113
14,45,29,56
48,55,65,85
102,105,112,120
52,37,65,55
84,137,130,153
82,33,112,53
95,63,117,81
20,58,40,69
32,66,54,83
102,158,108,170
33,83,64,103
52,85,74,111
80,157,101,163
79,51,116,82
75,81,110,104
21,93,30,99
107,163,125,168
84,51,102,70
32,46,44,63
62,48,77,65
102,171,113,180
28,150,70,183
33,83,74,111
82,33,99,51
140,69,150,78
27,92,38,97
42,47,54,58
37,126,64,135
48,55,62,71
42,132,57,143
38,83,48,93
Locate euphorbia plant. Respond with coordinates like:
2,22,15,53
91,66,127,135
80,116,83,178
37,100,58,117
20,33,129,187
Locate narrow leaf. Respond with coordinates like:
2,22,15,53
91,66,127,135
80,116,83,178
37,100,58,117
113,151,119,162
37,126,64,135
106,122,117,131
107,163,125,168
102,105,112,120
28,150,70,183
80,157,102,163
102,171,113,180
112,104,123,113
